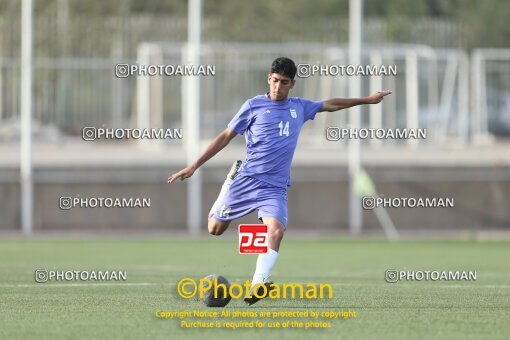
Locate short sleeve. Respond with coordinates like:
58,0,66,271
227,100,253,135
300,98,323,122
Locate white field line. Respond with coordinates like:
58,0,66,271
0,282,157,288
1,282,510,288
1,268,506,278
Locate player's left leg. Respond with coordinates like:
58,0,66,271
244,217,285,305
250,185,288,286
250,217,285,285
264,217,286,251
244,184,287,306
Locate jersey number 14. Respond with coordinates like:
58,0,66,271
278,121,290,137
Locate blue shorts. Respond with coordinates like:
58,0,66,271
213,174,288,228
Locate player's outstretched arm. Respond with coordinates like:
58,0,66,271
319,90,392,112
167,128,237,183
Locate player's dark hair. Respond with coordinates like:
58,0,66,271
270,57,297,80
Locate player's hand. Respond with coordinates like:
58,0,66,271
366,90,392,104
168,166,196,183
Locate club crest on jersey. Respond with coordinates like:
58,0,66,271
290,108,297,118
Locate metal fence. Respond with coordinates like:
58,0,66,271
0,15,465,59
1,44,509,147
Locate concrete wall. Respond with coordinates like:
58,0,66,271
1,165,509,232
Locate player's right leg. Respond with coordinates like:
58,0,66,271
207,216,230,236
207,160,242,236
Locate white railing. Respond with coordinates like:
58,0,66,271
0,44,509,147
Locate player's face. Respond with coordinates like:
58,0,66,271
267,73,295,101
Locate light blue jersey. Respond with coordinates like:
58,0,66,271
228,93,323,188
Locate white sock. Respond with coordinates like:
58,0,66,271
208,177,233,217
251,249,278,286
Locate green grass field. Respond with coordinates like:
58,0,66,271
1,237,509,340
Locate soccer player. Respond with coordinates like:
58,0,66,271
168,57,391,305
